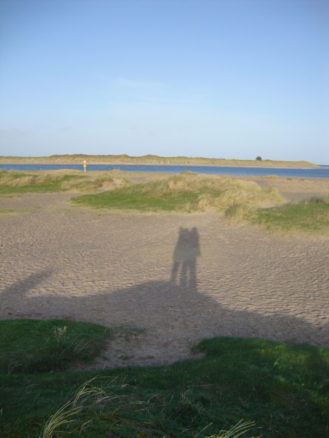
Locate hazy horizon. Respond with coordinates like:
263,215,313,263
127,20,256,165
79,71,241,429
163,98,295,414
0,152,327,166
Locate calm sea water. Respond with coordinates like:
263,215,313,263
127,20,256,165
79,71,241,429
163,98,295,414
1,163,329,178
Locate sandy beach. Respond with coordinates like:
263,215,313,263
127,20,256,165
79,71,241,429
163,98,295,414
0,182,328,369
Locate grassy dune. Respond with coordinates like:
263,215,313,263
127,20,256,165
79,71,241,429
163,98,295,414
70,173,329,236
252,197,329,236
72,173,284,214
1,319,328,437
0,153,318,168
0,169,129,194
1,169,328,236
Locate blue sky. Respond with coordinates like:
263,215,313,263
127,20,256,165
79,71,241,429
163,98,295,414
0,0,328,163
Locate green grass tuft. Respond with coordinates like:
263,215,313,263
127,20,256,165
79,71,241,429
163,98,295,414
0,319,111,373
252,198,329,235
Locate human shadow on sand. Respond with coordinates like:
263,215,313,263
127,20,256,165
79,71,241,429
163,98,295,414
1,228,328,365
170,227,200,290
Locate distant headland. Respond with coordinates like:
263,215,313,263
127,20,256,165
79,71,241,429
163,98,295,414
0,154,318,168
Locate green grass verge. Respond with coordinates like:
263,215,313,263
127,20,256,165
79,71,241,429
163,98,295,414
1,325,328,438
0,319,111,373
252,198,329,235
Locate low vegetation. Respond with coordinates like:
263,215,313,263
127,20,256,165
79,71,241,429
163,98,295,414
0,319,111,373
72,174,329,237
1,170,328,237
72,173,284,215
0,207,35,214
0,169,128,194
1,320,328,437
252,197,329,236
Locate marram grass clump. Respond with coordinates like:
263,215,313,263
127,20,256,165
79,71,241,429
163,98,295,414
72,174,284,216
0,169,129,194
39,379,256,438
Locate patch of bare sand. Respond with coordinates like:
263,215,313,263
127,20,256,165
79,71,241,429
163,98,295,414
0,191,328,369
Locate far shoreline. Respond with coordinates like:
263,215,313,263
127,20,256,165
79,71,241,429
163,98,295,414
0,154,319,168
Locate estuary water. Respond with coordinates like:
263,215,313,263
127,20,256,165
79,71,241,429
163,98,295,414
1,163,329,178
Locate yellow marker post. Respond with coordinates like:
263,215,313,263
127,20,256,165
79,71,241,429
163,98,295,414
83,160,87,172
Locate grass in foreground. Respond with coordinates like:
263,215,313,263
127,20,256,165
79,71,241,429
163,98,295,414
1,319,328,437
252,198,329,236
0,319,111,373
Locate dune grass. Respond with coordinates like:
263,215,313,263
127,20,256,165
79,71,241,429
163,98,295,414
0,170,128,194
0,171,79,194
252,197,329,235
72,174,284,215
0,319,111,373
73,180,200,212
38,379,255,438
2,169,328,237
1,319,328,438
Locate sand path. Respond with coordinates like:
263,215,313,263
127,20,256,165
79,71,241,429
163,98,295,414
0,192,328,368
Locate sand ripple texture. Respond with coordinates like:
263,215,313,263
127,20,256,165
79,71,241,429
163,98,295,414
1,193,328,368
